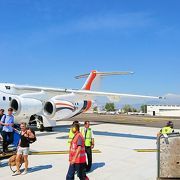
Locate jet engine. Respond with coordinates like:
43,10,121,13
10,97,43,117
43,99,76,120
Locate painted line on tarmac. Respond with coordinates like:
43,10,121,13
0,150,101,159
134,149,158,152
0,151,16,160
30,149,101,155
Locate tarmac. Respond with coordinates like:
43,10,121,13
0,117,178,180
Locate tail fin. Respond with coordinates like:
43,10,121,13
75,70,134,91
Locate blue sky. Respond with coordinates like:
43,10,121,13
0,0,180,100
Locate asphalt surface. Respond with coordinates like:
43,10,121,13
69,113,180,129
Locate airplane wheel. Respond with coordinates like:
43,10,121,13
39,124,44,132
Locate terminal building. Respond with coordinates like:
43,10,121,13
147,105,180,117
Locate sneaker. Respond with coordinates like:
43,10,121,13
12,171,21,176
21,170,28,175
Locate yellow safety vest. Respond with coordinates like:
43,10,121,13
161,126,173,135
68,129,75,146
80,127,92,147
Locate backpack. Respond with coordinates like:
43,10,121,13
27,128,37,144
1,114,6,123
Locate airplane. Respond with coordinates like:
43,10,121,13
0,70,161,131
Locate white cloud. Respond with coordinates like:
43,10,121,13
42,12,154,36
162,93,180,104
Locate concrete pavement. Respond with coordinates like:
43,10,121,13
0,121,169,180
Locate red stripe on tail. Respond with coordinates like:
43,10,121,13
83,70,97,90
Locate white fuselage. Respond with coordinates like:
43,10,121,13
0,70,159,128
0,83,91,126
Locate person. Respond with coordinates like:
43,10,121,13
66,123,89,180
12,122,35,176
68,121,79,146
0,109,5,134
0,108,14,154
0,109,4,152
0,109,5,120
80,121,94,172
157,121,174,136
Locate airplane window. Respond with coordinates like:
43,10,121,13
9,97,12,101
3,96,6,101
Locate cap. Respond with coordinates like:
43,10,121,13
167,121,173,126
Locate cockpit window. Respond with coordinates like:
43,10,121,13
5,86,11,90
9,97,12,101
3,96,6,101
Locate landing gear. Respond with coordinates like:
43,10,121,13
36,116,44,132
29,115,53,132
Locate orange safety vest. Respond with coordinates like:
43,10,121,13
69,132,86,164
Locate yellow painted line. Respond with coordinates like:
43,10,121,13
30,149,101,155
134,149,158,152
0,152,16,159
30,151,69,155
0,150,101,159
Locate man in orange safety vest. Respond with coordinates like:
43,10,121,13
66,123,89,180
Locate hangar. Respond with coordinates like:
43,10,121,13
147,105,180,117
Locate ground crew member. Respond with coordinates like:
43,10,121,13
158,121,174,136
80,121,94,172
0,108,14,154
66,123,89,180
68,121,79,146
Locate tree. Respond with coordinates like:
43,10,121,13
141,104,147,113
105,103,115,112
122,104,133,113
132,108,138,112
93,106,98,112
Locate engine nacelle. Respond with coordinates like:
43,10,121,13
10,97,43,117
43,99,76,120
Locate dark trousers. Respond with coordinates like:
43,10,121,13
66,163,87,180
85,146,92,172
1,131,14,152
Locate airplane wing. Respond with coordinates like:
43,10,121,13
14,85,161,101
14,85,71,93
69,89,161,101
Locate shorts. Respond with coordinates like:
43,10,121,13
17,147,29,155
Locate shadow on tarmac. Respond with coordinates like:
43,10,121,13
89,162,105,172
53,123,102,133
56,135,68,140
93,131,156,140
0,161,8,167
28,164,53,173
